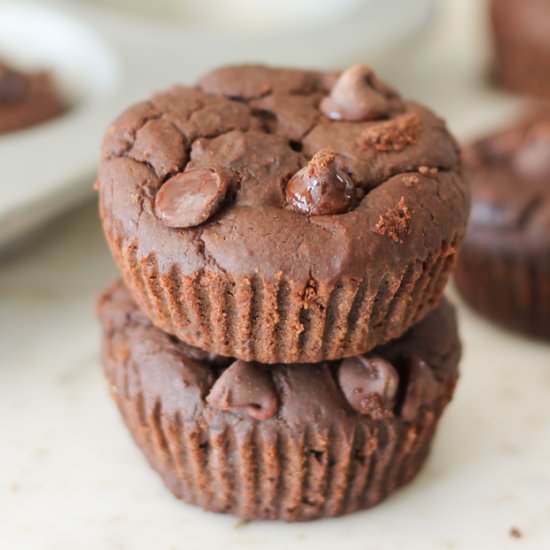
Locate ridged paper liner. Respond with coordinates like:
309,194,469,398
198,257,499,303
105,222,459,364
104,358,454,522
455,245,550,340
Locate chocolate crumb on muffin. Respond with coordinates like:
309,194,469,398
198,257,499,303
98,281,461,522
491,0,550,98
0,61,65,134
455,110,550,339
97,63,469,364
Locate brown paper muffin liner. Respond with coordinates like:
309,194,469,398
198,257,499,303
112,395,443,521
99,282,460,521
105,225,459,364
455,245,550,340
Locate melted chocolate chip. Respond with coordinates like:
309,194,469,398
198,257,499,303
320,65,393,122
285,149,357,215
513,124,550,181
337,355,399,417
206,360,279,420
155,167,230,229
0,64,27,103
401,356,440,422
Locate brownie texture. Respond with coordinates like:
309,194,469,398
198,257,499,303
97,64,469,363
455,111,550,339
99,281,460,521
491,0,550,98
0,61,65,134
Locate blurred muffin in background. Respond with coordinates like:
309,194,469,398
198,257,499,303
0,61,66,134
455,109,550,339
491,0,550,98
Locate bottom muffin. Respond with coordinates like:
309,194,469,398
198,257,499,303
98,282,461,522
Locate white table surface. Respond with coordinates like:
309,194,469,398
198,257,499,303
1,1,550,549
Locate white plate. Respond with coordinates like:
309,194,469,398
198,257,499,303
0,2,121,247
0,0,434,248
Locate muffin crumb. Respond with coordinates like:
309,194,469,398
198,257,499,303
373,196,411,243
402,175,420,187
418,165,439,176
358,113,421,152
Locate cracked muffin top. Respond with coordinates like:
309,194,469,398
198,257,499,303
98,64,468,284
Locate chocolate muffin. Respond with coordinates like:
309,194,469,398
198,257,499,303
491,0,550,98
99,281,461,521
0,61,65,134
97,64,469,364
455,111,550,339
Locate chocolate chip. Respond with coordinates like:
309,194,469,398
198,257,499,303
154,167,230,229
513,124,550,181
337,355,399,418
320,65,393,122
285,149,357,215
401,356,440,422
206,360,279,420
0,64,27,103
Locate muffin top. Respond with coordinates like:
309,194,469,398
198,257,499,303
464,110,550,252
100,281,460,427
98,64,467,283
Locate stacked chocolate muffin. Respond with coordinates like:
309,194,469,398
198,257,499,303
96,64,470,521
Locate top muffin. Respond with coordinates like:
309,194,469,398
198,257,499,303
97,64,469,364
